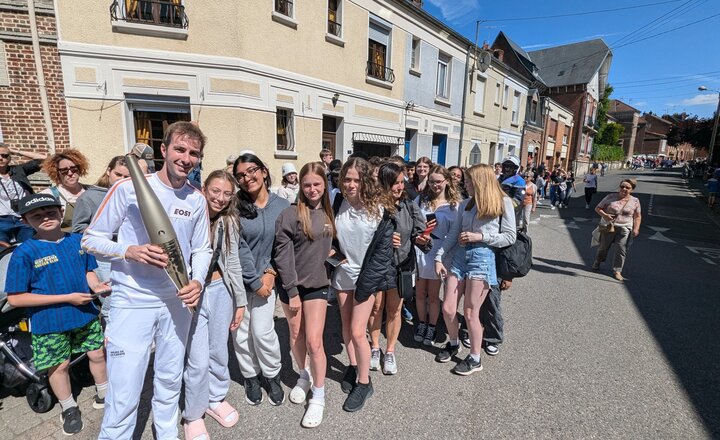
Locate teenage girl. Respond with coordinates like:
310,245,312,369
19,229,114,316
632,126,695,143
414,165,462,346
332,157,395,412
412,156,432,193
183,170,247,439
274,162,334,428
434,164,516,375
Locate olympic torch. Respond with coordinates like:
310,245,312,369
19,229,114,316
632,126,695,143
125,154,195,313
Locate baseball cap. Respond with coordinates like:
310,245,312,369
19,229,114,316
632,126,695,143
130,143,156,173
282,163,298,177
17,193,62,216
502,155,520,168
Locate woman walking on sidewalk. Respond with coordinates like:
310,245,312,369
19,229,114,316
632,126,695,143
183,170,246,439
274,162,334,427
592,178,642,281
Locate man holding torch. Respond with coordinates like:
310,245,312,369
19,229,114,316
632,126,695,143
83,122,212,439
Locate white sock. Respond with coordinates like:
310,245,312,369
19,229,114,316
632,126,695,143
470,353,481,363
299,368,311,382
59,396,78,411
95,381,108,399
209,401,221,410
450,339,459,346
310,385,325,403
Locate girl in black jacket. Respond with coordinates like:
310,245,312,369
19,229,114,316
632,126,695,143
331,157,395,413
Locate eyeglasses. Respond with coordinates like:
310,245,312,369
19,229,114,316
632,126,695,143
58,166,80,176
0,153,9,159
428,179,446,185
234,166,261,181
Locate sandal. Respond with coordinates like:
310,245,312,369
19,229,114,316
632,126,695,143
183,418,209,440
301,400,325,428
289,377,312,404
205,401,239,428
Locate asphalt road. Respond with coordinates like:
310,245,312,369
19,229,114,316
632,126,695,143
1,167,718,439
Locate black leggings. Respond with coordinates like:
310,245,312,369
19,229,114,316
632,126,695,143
585,187,596,204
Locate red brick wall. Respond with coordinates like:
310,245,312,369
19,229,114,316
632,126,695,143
0,8,69,157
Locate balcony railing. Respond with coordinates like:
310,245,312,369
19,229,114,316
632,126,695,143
328,17,342,36
366,61,395,83
275,0,293,17
110,0,188,29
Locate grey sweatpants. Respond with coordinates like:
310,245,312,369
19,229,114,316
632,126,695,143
183,278,234,421
594,226,633,273
233,290,282,379
481,283,503,345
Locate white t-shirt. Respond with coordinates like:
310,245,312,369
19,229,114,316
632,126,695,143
40,185,84,210
82,174,212,308
331,200,380,291
0,175,26,217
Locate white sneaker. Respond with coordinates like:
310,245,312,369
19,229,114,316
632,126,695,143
586,203,590,209
383,352,397,375
370,348,381,371
551,205,556,210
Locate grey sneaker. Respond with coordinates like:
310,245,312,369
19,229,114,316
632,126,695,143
452,354,483,376
370,348,381,371
61,407,83,436
423,326,436,346
414,322,427,343
382,352,397,375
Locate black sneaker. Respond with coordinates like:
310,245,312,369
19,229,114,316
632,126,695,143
342,379,373,412
92,394,104,410
341,365,357,394
452,354,483,376
435,342,461,363
460,328,471,348
413,322,427,343
61,407,83,435
244,376,263,405
484,343,499,356
263,374,285,406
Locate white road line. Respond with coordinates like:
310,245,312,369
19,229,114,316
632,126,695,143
702,258,717,266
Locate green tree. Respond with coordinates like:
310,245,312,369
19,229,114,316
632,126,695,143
597,122,624,146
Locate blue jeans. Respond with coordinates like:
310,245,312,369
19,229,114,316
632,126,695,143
449,243,498,286
549,186,558,206
0,215,34,244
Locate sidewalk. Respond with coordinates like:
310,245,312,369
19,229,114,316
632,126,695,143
677,170,720,222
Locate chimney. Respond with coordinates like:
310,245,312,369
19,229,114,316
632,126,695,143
493,49,504,62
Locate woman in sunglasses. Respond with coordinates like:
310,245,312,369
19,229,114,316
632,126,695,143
0,144,47,245
592,178,642,281
40,149,90,232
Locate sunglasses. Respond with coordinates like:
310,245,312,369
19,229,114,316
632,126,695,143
234,166,262,182
0,153,10,159
58,166,80,176
619,185,632,190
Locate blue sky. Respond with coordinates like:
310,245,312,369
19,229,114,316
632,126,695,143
422,0,720,118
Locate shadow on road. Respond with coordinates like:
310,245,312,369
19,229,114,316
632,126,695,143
558,169,720,437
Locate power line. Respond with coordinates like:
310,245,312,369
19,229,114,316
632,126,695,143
482,0,683,22
613,12,720,49
613,70,720,85
611,0,696,46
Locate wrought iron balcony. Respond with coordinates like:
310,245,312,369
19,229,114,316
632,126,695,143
275,0,294,17
110,0,188,29
328,17,342,37
366,61,395,83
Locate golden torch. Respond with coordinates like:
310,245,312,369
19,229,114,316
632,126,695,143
125,154,194,313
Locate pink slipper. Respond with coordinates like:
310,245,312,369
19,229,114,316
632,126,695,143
183,419,209,440
205,401,239,428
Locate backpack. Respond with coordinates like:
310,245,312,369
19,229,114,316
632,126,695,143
495,224,533,279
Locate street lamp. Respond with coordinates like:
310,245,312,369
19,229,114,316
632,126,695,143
698,86,720,164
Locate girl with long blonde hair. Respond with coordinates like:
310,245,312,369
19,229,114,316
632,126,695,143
434,164,516,375
273,162,334,427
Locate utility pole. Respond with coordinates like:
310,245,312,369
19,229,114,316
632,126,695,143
699,86,720,164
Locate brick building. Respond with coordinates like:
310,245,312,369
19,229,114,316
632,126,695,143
607,99,640,161
634,113,672,157
0,0,67,161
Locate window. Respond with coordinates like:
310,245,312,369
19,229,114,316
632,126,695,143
563,126,570,144
410,36,421,70
276,108,294,151
474,75,486,114
548,119,558,141
511,91,520,124
470,144,482,165
503,85,509,108
495,83,501,104
132,109,191,171
328,0,342,37
367,18,393,83
275,0,294,18
436,53,451,99
116,0,188,28
529,99,538,123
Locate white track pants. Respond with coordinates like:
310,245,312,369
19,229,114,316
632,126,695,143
233,291,281,379
99,301,191,440
183,279,234,421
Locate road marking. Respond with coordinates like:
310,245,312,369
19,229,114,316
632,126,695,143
648,232,676,243
686,246,720,265
573,217,591,222
703,258,717,266
648,195,710,224
565,221,580,229
647,226,670,232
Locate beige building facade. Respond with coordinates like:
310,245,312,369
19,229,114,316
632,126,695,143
55,0,415,182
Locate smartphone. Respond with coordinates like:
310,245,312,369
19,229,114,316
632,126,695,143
90,289,112,299
325,249,348,268
423,213,437,236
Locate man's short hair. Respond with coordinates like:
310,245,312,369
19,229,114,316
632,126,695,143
319,149,332,158
162,121,207,151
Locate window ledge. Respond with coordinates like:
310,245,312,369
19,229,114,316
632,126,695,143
111,21,188,40
271,11,298,29
434,97,451,107
274,150,298,159
511,122,519,128
494,102,500,107
325,33,345,47
473,111,485,117
365,76,393,90
409,67,422,77
502,105,508,110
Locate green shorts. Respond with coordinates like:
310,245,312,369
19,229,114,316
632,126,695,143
32,319,104,371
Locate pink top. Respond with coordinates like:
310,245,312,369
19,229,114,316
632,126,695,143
597,193,641,227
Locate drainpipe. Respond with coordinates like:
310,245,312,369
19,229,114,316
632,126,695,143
28,0,56,154
457,45,471,166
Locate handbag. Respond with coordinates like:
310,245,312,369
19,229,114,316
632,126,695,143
597,197,630,234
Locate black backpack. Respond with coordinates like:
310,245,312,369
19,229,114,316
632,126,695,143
496,228,532,279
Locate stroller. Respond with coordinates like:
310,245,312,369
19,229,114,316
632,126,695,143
0,245,93,413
